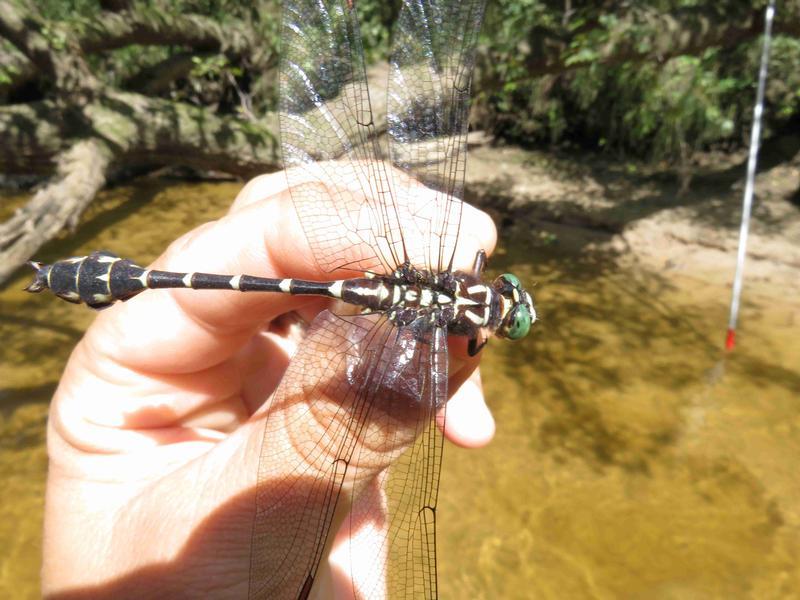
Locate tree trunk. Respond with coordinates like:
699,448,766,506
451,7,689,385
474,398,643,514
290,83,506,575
0,1,285,283
0,139,113,282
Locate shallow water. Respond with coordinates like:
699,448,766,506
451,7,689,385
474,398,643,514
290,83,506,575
1,180,798,599
439,231,800,599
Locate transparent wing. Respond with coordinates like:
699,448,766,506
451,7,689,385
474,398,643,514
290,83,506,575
346,321,448,600
280,0,407,274
248,311,445,599
388,0,487,273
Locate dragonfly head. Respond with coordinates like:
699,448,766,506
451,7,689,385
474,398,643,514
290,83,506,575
492,273,536,340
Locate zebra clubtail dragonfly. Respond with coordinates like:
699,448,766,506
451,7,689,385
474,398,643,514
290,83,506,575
25,0,535,598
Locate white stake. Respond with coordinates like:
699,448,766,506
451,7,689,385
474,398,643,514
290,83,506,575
726,0,776,351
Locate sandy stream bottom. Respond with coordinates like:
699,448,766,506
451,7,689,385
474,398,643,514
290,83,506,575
1,179,798,599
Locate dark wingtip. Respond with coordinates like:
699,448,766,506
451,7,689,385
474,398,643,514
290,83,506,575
24,260,50,293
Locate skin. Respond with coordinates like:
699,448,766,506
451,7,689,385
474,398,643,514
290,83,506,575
42,171,498,599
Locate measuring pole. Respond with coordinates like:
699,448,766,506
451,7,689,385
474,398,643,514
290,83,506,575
725,0,776,351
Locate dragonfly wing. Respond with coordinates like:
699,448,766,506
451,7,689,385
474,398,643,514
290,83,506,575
344,321,448,600
387,0,487,273
248,312,445,599
280,0,407,275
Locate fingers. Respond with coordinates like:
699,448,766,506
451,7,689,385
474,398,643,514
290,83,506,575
83,173,320,376
325,478,389,600
84,167,496,376
54,165,498,452
442,368,495,448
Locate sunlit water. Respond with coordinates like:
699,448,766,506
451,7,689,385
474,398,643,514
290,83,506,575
1,180,798,599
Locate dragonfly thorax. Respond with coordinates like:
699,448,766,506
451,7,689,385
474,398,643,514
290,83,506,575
338,263,514,339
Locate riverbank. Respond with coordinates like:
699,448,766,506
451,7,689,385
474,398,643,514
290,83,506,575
3,141,798,299
464,142,800,300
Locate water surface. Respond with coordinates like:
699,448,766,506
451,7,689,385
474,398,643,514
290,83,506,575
1,180,798,599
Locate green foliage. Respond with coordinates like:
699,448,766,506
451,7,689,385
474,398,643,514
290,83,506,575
14,0,800,163
0,42,20,86
721,35,800,135
190,55,241,79
353,0,396,62
35,0,99,20
479,0,799,162
40,24,68,51
567,52,739,160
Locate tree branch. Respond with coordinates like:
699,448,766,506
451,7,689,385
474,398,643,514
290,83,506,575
80,8,257,58
0,7,275,100
0,90,281,282
511,5,800,79
0,1,59,79
0,138,114,282
122,51,197,95
0,90,281,179
105,91,280,177
0,101,65,173
0,46,36,96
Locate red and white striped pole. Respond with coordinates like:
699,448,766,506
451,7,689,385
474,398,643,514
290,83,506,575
726,0,776,351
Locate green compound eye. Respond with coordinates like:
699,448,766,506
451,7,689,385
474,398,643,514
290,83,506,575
500,273,521,288
505,305,531,340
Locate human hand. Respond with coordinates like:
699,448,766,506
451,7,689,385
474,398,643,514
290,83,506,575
42,171,497,599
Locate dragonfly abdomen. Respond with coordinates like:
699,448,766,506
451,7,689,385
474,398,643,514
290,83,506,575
25,251,146,309
24,252,510,338
25,251,396,311
25,251,345,310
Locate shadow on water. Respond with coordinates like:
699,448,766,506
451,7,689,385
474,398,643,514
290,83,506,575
437,212,800,599
484,220,720,473
0,383,54,417
3,180,170,287
0,178,243,600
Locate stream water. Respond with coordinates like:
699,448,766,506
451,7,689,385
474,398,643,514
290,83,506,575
1,180,798,599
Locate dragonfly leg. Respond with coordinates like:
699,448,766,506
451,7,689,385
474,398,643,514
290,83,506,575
471,250,487,277
467,334,488,356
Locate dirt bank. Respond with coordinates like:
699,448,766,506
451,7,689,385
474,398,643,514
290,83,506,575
464,142,800,298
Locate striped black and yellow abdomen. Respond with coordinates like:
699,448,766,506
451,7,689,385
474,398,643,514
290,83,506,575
26,251,148,309
25,251,388,311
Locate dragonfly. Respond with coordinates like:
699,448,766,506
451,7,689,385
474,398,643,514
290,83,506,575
25,0,535,597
